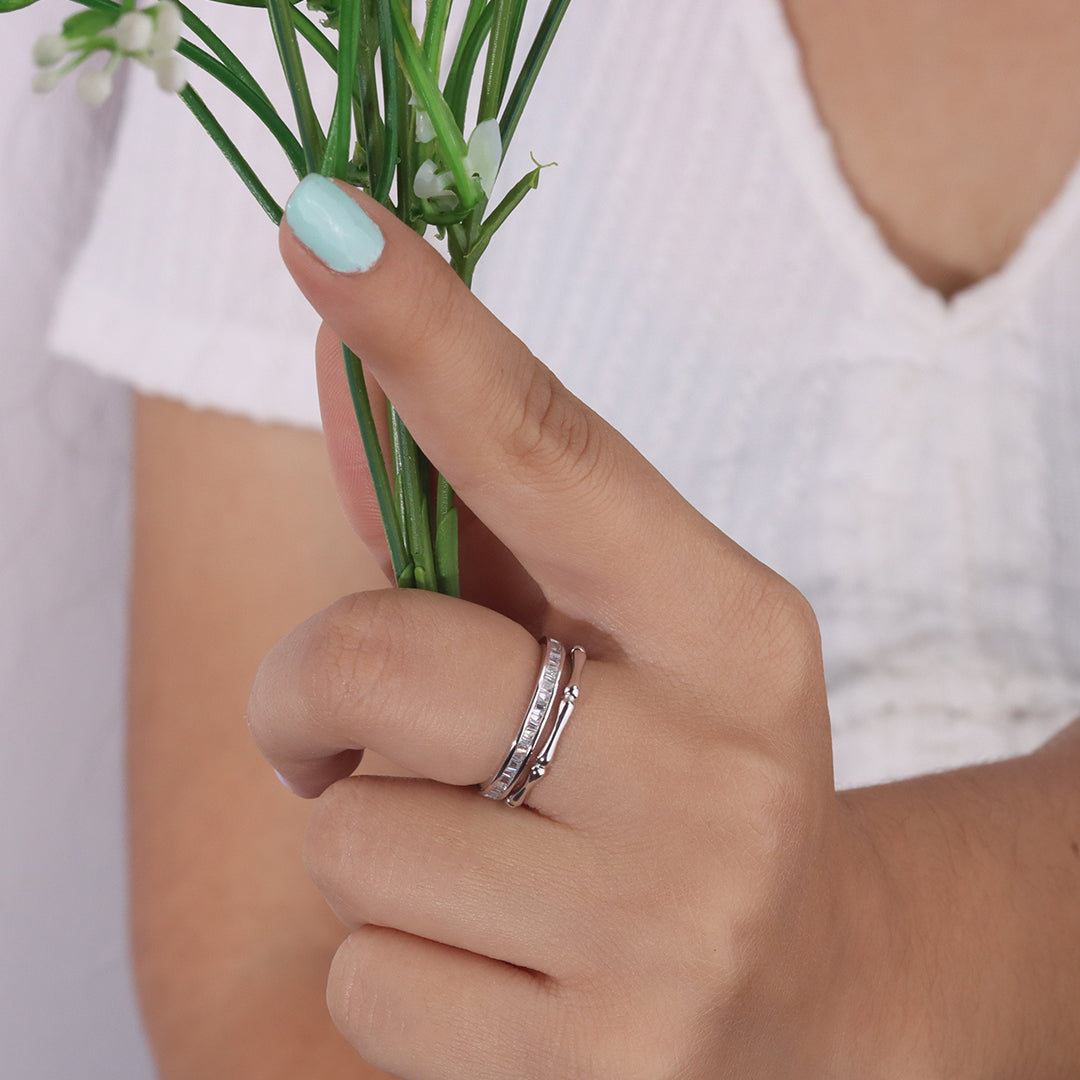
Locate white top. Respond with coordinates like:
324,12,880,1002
51,0,1080,791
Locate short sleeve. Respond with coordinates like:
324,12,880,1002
48,6,328,428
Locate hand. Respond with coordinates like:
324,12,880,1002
247,178,911,1079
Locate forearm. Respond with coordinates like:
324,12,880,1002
841,716,1080,1079
129,397,397,1078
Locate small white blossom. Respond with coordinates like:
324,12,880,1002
116,12,154,52
414,158,458,208
150,0,184,53
76,67,114,107
32,68,64,94
414,109,436,143
463,118,502,198
151,51,188,93
32,34,67,68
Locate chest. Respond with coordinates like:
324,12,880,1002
782,0,1080,297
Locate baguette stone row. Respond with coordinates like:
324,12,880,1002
479,638,566,801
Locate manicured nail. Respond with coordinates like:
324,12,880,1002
274,769,294,792
284,174,385,273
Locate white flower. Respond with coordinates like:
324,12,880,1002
76,67,114,107
116,12,154,52
414,109,436,143
463,118,502,198
32,68,64,94
151,51,188,93
32,34,67,68
150,0,184,53
414,158,458,208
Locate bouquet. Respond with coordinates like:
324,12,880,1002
10,0,573,595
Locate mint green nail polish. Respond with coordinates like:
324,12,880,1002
284,174,385,273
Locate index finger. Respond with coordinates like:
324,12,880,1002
280,176,721,641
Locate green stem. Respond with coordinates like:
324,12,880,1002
498,0,571,154
373,0,400,204
180,85,283,223
173,0,270,105
267,0,325,172
342,345,409,581
175,41,308,176
73,0,307,176
390,0,479,208
421,0,453,76
320,0,361,176
477,0,514,122
389,406,438,590
443,0,492,129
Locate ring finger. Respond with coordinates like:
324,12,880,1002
247,586,636,828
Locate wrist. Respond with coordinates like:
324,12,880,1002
830,744,1080,1080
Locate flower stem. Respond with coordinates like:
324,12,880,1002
71,0,307,176
266,0,324,172
498,0,571,153
320,0,360,176
389,405,438,590
373,0,399,204
179,84,283,222
173,0,271,105
342,344,410,582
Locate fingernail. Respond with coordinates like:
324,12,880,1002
274,769,294,793
284,174,385,273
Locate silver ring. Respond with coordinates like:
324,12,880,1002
505,646,586,807
479,638,566,801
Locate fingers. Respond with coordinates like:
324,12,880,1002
304,775,589,978
247,587,634,825
328,924,559,1080
281,176,716,639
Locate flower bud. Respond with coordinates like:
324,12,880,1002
150,0,184,53
116,11,154,52
152,51,187,93
76,67,113,107
32,33,67,67
31,68,63,94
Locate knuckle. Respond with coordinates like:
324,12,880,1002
502,364,607,494
303,591,406,733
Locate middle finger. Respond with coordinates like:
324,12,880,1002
248,587,635,826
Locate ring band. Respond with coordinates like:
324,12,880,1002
478,638,566,801
505,646,586,807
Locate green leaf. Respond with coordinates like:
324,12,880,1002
498,0,571,155
0,0,43,11
62,8,117,36
467,156,550,264
443,0,492,129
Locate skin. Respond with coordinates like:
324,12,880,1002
129,2,1080,1075
239,185,1080,1079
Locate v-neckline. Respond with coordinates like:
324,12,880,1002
737,0,1080,337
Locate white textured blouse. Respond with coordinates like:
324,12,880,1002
52,0,1080,788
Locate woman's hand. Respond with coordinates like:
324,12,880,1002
244,177,1074,1079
